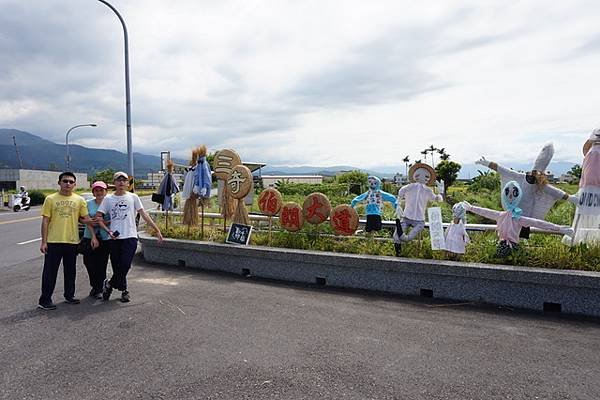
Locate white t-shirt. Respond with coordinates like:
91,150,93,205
97,192,143,239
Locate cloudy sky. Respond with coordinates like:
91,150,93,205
1,0,599,169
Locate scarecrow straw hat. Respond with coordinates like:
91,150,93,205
408,163,436,186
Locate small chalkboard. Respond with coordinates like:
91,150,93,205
226,223,253,245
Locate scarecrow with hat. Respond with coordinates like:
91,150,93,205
393,162,444,255
563,129,600,245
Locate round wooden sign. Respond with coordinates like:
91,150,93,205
258,188,283,216
302,192,331,225
226,165,253,199
329,204,359,236
279,202,304,232
213,149,241,180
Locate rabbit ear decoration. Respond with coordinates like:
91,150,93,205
532,142,554,172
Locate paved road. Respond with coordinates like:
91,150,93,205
2,196,600,399
0,205,44,266
1,252,600,399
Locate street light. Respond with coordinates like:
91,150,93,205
66,124,97,170
97,0,133,179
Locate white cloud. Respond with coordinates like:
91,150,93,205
1,0,600,170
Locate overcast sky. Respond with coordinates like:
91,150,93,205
1,0,599,168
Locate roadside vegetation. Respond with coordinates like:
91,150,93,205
149,171,600,272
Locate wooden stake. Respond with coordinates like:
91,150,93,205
268,216,272,245
201,202,205,239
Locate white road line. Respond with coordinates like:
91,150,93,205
17,238,41,245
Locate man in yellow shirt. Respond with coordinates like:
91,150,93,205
38,172,91,310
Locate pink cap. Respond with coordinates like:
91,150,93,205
91,181,107,190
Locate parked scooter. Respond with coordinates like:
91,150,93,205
13,191,31,212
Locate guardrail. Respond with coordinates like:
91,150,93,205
147,209,565,236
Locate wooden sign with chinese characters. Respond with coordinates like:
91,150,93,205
213,149,241,180
302,192,331,225
226,165,253,199
258,188,283,216
329,205,359,236
279,202,304,232
427,207,446,250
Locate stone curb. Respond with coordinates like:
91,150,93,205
139,233,600,317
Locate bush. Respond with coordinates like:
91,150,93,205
276,181,349,197
469,171,500,192
28,190,46,206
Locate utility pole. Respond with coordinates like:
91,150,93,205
12,136,23,169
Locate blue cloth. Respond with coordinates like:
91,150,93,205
158,172,180,210
351,176,397,216
193,156,212,198
501,180,523,220
83,199,111,240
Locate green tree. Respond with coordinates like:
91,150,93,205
569,164,582,180
435,160,461,199
335,170,368,195
91,168,116,184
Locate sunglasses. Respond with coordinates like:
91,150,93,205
61,180,76,184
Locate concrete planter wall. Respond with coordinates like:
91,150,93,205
139,233,600,318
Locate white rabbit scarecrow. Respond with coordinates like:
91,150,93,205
476,143,577,238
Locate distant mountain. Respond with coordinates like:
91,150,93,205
0,129,184,178
1,129,577,180
262,161,577,180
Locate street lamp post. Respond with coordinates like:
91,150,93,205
97,0,133,179
66,124,98,170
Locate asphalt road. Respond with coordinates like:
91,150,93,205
2,199,600,399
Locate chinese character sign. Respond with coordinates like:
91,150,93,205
258,188,283,216
279,202,304,232
302,192,331,225
330,205,359,236
213,149,241,181
226,165,253,199
427,207,446,250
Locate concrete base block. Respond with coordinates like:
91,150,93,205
139,233,600,317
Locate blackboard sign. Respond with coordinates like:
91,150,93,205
226,223,253,245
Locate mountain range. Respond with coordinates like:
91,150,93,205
1,128,576,179
0,129,179,177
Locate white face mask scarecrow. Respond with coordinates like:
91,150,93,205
461,180,573,258
475,142,577,239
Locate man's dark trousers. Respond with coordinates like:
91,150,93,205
39,243,78,305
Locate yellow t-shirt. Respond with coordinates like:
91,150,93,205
41,192,89,244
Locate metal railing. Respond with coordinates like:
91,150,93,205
147,209,565,236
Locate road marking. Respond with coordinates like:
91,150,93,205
17,238,41,245
0,216,41,225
